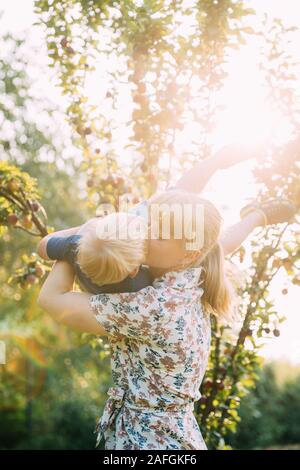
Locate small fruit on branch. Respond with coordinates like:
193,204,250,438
22,215,33,229
7,214,19,226
35,264,45,278
137,82,146,94
141,161,148,173
84,127,92,135
116,177,124,187
60,37,68,48
26,274,38,285
30,201,40,212
203,379,213,389
87,178,95,188
7,179,20,193
216,381,225,391
66,46,75,55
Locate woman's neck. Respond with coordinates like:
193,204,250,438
148,266,167,278
149,266,178,280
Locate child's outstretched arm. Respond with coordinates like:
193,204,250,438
175,143,259,194
220,197,296,256
220,211,264,256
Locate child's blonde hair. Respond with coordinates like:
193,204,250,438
77,212,147,286
148,190,238,322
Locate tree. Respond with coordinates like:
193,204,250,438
1,1,299,449
0,30,105,448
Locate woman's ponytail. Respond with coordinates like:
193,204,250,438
148,189,239,322
200,241,237,322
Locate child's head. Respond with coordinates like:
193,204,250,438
147,189,237,321
77,212,147,286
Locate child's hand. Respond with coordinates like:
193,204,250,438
214,142,264,170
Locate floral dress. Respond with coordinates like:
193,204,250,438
90,267,211,450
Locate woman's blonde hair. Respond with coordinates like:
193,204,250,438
148,190,238,322
77,212,147,286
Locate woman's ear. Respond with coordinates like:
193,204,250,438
128,267,140,278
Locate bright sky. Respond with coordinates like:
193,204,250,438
0,0,299,364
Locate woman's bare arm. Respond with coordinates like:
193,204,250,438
37,261,108,336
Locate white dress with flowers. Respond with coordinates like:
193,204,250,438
90,267,211,450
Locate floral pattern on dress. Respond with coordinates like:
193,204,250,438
90,267,211,450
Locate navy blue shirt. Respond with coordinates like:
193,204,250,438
46,234,153,294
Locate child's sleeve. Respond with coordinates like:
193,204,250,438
46,235,81,265
89,287,163,343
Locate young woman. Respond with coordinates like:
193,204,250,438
37,187,296,450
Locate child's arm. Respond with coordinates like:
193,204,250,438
220,211,264,256
175,143,259,194
37,261,107,335
37,218,99,260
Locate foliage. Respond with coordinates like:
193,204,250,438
0,342,111,450
228,364,300,449
0,31,108,450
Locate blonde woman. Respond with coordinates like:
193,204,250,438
38,185,295,450
37,143,294,293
